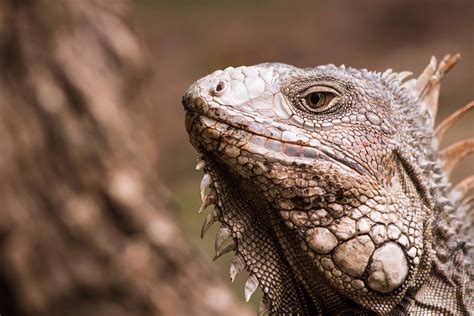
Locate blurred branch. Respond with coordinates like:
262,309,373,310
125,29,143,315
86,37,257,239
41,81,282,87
0,0,250,315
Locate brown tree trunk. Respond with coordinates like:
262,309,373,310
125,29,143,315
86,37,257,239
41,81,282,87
0,1,250,315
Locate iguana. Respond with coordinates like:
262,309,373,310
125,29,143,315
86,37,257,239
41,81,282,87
182,54,473,315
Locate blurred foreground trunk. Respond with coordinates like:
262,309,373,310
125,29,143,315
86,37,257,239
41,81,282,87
0,1,250,315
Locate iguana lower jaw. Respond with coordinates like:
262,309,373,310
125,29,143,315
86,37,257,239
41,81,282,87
183,57,473,315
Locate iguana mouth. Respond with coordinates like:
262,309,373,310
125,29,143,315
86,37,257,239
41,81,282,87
185,107,369,177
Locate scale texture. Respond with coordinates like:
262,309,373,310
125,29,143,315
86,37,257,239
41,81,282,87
183,55,473,315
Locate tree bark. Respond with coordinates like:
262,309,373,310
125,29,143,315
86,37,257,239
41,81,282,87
0,1,250,315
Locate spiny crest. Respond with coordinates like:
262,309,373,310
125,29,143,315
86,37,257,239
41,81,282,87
381,68,413,85
381,54,462,126
435,101,474,143
417,55,474,217
420,55,460,125
415,55,474,308
381,55,473,206
378,55,472,204
400,55,474,236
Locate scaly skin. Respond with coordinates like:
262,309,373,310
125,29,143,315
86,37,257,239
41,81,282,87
183,56,473,315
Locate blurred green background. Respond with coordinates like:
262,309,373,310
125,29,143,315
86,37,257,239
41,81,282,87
133,0,473,310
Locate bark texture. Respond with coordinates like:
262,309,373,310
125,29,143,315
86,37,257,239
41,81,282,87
0,1,250,315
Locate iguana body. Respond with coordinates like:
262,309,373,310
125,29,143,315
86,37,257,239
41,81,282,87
182,55,473,315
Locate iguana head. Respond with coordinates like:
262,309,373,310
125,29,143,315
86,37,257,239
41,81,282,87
183,56,471,314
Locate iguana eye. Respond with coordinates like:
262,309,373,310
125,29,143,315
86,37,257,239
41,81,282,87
300,88,338,113
305,93,327,108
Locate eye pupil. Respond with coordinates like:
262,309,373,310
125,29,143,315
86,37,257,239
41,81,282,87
309,93,321,105
300,88,337,113
306,92,326,108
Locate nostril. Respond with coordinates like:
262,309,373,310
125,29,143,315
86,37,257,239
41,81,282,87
210,81,226,96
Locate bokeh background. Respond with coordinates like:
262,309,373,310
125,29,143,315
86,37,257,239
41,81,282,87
132,0,473,310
